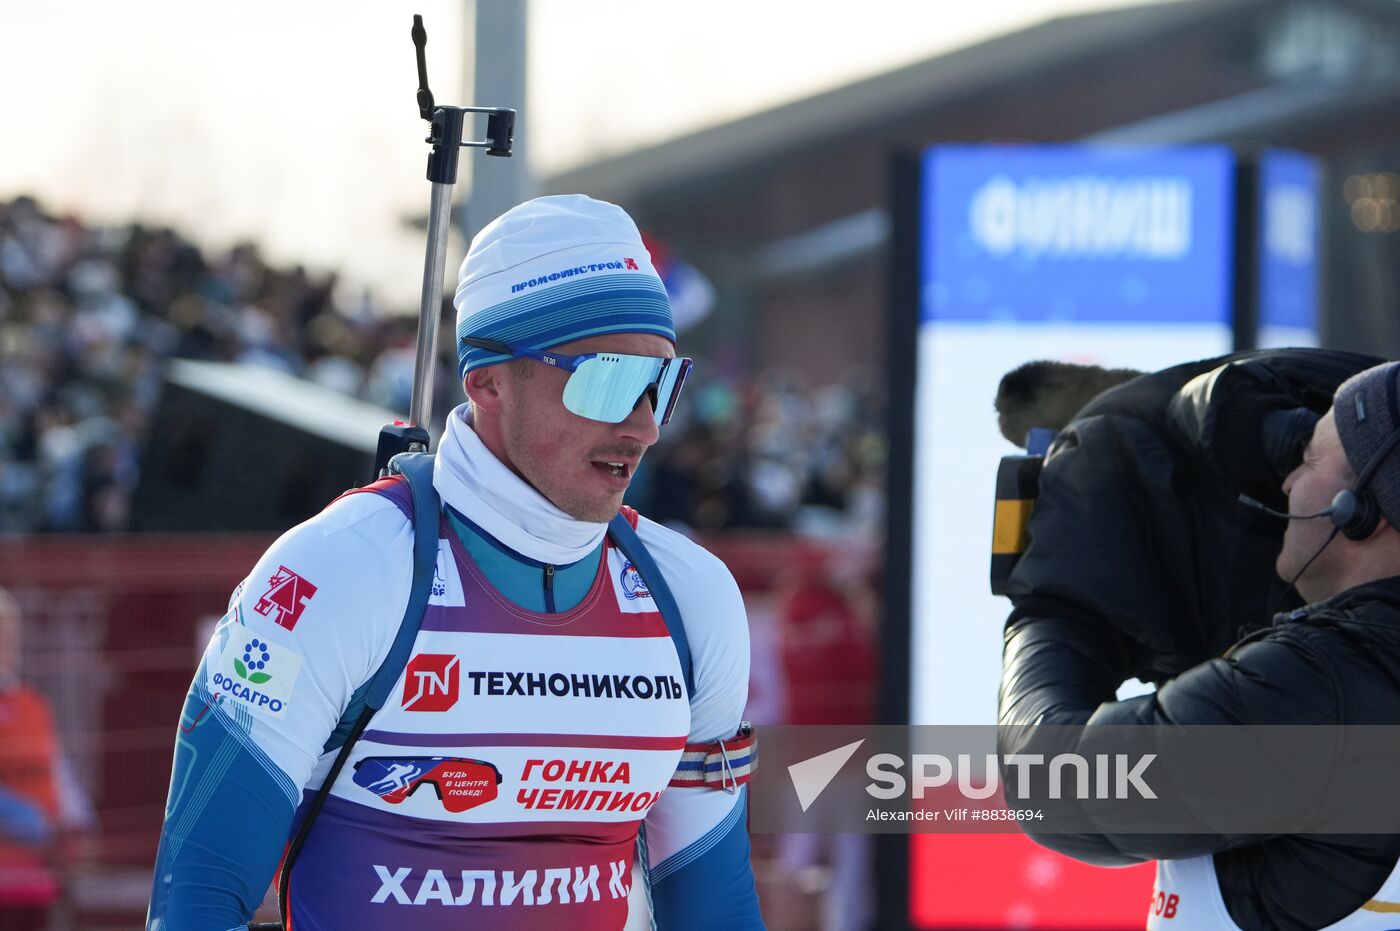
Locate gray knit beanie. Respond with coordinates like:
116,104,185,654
1333,361,1400,530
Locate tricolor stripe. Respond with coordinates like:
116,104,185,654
668,726,757,790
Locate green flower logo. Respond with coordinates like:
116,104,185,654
234,638,273,685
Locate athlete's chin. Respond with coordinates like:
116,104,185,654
571,495,625,524
551,486,625,523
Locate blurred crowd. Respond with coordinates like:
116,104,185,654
0,195,414,533
0,195,885,537
634,369,886,538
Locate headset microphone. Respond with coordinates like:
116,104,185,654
1237,495,1338,522
1238,491,1377,540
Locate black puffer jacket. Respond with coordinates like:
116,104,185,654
1001,580,1400,930
998,349,1395,929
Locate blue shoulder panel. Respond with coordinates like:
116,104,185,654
147,683,298,931
649,789,763,929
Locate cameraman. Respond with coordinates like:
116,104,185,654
999,356,1400,929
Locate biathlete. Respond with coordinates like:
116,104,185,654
147,195,763,930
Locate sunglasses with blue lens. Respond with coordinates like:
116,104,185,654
462,336,692,426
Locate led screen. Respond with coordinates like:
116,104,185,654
911,143,1239,728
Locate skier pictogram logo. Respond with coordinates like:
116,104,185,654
254,566,319,631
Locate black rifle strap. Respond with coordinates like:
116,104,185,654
276,704,374,922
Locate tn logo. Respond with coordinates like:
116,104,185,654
402,654,460,712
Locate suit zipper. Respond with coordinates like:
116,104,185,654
543,563,555,613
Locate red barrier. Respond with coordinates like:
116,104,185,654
0,535,274,872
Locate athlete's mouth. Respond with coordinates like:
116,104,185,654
592,460,633,479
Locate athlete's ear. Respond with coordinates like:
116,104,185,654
465,364,506,413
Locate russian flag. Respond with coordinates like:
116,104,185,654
642,232,715,334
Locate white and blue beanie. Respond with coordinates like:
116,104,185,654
453,194,675,380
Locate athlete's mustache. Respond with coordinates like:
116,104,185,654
589,444,646,462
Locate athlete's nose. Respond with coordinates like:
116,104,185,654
616,392,661,447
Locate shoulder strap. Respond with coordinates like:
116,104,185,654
278,451,441,924
607,512,694,698
366,452,442,708
608,514,759,801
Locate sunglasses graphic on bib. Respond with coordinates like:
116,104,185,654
353,756,503,812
